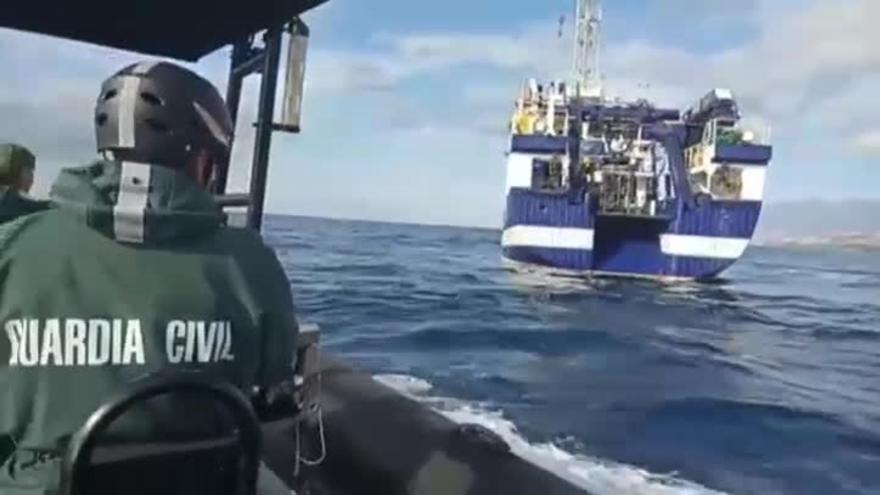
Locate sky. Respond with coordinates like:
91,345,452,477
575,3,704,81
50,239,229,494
0,0,877,228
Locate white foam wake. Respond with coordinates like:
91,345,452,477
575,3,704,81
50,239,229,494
374,373,730,495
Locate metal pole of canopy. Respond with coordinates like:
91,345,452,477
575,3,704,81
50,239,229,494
215,39,251,196
246,24,283,230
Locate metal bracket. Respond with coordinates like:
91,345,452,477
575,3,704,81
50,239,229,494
293,323,321,416
213,193,252,208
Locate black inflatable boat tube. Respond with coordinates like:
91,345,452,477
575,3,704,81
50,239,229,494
261,353,589,495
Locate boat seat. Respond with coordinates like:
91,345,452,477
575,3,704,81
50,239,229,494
59,374,262,495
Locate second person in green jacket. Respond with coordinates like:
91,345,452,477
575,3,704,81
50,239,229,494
0,143,48,223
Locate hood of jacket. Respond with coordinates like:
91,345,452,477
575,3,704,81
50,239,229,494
49,160,226,245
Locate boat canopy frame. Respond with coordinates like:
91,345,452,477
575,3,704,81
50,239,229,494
0,0,328,230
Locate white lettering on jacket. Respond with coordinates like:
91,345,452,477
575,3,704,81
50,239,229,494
3,318,235,367
165,320,234,364
5,318,146,367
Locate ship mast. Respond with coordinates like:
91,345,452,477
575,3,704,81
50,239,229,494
572,0,602,97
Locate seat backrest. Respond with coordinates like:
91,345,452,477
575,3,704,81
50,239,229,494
59,374,262,495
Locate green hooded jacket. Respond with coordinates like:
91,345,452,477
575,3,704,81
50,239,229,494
0,161,298,494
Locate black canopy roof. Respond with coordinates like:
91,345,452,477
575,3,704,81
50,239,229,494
0,0,328,61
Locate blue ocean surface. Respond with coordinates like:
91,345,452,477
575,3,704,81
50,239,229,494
263,215,880,495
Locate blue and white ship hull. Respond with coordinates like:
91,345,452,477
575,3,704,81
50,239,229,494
502,190,763,281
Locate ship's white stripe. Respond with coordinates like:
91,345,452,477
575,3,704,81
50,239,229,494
502,226,594,250
660,234,749,259
503,227,749,259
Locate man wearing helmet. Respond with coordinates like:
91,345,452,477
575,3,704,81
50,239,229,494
0,61,297,493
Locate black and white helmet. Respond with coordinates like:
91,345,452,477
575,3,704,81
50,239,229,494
95,61,234,168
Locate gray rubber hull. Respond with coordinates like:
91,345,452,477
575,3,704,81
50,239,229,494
261,353,588,495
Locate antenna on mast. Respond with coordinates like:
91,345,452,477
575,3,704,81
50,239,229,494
572,0,602,98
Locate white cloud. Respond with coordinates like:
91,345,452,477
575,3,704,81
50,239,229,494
849,130,880,156
304,20,572,97
306,50,400,93
378,32,544,71
307,0,877,163
658,0,879,124
265,122,509,227
651,0,759,19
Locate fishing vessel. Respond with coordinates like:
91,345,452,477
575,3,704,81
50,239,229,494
502,0,773,281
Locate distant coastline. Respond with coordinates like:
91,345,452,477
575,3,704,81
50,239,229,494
228,199,880,243
751,199,880,251
755,233,880,251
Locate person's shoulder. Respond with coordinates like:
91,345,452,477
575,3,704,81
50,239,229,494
212,225,282,264
16,196,51,217
214,225,269,249
0,208,73,258
211,226,291,298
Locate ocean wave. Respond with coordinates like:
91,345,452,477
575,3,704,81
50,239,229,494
345,326,631,356
374,374,730,495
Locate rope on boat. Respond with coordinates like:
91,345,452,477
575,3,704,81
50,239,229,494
293,350,326,477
